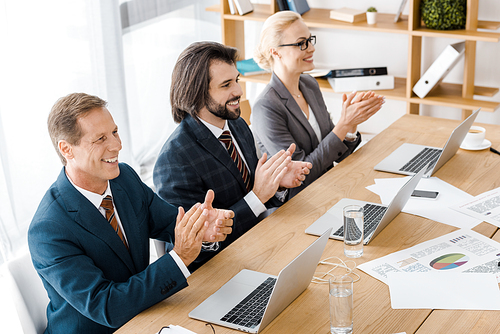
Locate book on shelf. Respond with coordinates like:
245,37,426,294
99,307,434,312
394,0,408,22
236,58,267,76
276,0,289,11
227,0,236,15
326,67,388,78
330,8,366,23
287,0,310,15
328,75,395,92
412,41,465,98
233,0,253,15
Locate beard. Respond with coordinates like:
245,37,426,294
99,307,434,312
206,95,241,120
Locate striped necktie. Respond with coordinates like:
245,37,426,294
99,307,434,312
100,195,128,249
219,130,251,192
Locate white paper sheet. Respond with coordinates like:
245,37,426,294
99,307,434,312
450,187,500,228
387,272,500,310
358,229,500,284
366,177,482,229
159,325,198,334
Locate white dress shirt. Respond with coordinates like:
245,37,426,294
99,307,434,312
304,105,322,143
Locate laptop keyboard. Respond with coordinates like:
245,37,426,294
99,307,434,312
399,147,442,174
220,277,277,329
333,203,388,239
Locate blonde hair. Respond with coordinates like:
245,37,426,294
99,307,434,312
254,11,302,70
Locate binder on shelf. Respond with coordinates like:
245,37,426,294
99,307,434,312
276,0,289,11
326,67,388,78
233,0,253,15
328,75,395,92
394,0,408,23
287,0,310,15
236,58,267,76
412,41,466,98
228,0,236,15
330,8,366,23
305,69,332,77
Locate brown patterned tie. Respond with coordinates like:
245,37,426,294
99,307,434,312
100,195,128,249
219,130,251,192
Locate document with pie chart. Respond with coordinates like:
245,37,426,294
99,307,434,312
429,253,469,270
358,229,500,285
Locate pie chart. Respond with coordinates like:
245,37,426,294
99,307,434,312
429,253,469,270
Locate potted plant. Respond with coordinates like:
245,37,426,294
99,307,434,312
420,0,466,30
366,7,377,24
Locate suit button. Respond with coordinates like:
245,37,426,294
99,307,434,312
338,152,342,156
161,288,168,295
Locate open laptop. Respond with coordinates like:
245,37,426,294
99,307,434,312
189,228,332,333
305,166,426,244
374,108,480,177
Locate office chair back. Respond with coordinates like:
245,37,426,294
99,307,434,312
3,252,49,334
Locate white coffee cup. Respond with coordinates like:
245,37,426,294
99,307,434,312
463,125,486,148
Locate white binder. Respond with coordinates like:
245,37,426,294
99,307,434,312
413,41,465,98
228,0,236,15
328,75,394,92
233,0,253,15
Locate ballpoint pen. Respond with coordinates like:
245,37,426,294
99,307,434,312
490,147,500,156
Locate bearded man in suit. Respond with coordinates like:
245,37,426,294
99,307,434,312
153,42,312,271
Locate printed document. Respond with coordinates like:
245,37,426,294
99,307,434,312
358,229,500,284
450,187,500,228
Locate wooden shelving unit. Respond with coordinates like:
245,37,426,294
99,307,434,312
208,1,500,117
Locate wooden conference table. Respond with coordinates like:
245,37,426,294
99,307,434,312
117,115,500,334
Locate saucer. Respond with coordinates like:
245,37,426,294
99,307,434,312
460,139,491,151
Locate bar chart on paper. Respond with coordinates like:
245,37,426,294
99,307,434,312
430,253,469,270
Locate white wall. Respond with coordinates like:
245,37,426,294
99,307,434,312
244,0,500,136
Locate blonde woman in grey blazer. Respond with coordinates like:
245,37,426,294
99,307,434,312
252,11,384,198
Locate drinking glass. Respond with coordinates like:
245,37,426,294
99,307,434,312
343,205,364,258
329,276,353,334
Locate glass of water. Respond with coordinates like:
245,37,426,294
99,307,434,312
343,205,364,258
329,275,353,334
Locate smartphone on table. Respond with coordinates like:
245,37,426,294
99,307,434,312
411,190,439,200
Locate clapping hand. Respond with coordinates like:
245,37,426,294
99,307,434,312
279,144,312,188
201,189,234,242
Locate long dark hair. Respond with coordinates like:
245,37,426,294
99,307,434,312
170,41,238,123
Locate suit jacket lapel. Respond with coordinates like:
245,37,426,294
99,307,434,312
185,115,248,193
300,76,332,141
299,76,324,147
270,72,320,148
57,168,136,274
110,181,141,273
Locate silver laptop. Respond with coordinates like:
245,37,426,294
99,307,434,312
305,166,426,244
374,108,480,177
189,228,332,333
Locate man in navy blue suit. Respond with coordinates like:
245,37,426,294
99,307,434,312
28,93,234,333
153,42,312,271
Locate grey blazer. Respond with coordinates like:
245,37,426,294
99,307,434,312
252,72,361,198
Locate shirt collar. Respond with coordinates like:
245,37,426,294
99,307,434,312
66,173,112,209
199,118,230,139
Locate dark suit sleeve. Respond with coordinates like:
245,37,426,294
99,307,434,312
153,141,259,245
252,76,360,193
28,165,188,329
30,226,186,328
